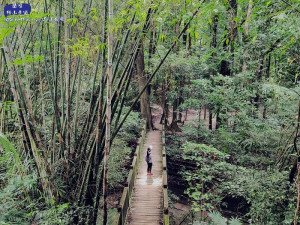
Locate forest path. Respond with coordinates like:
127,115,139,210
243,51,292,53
126,113,163,224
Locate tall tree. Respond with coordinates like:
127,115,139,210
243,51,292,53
242,0,253,72
212,15,219,130
220,0,238,76
169,20,182,131
137,42,154,130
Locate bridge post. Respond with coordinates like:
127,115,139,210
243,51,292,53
162,122,170,225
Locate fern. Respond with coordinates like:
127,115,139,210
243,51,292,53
208,211,227,225
229,218,243,225
208,211,242,225
0,133,23,175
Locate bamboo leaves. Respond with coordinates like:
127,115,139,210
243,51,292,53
7,55,43,66
0,133,22,173
68,37,90,58
1,0,214,223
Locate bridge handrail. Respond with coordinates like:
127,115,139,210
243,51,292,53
113,121,147,225
162,122,169,225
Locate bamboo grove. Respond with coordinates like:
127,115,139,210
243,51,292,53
0,0,300,224
0,0,202,223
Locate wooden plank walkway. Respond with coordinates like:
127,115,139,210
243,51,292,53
126,122,163,225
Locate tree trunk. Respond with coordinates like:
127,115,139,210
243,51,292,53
160,77,168,125
266,54,271,78
198,106,201,142
170,98,181,131
289,100,300,183
256,39,281,79
178,95,184,122
137,42,153,130
242,0,253,71
229,0,237,50
212,15,220,130
220,0,237,76
169,20,181,131
174,21,181,52
216,112,221,130
183,22,187,47
209,112,213,130
188,32,192,50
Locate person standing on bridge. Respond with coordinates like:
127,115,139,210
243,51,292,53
146,146,153,175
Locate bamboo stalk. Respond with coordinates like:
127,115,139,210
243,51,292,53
63,0,72,161
294,164,300,225
44,0,63,156
3,44,56,202
90,0,109,222
103,0,113,223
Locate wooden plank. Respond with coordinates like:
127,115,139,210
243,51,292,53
122,189,130,225
163,188,168,214
161,138,166,146
162,146,166,157
119,187,128,209
119,187,129,225
127,170,135,197
134,144,140,157
164,214,169,225
126,170,133,187
141,135,145,149
113,212,121,225
133,157,138,179
163,156,167,170
163,170,168,188
141,123,146,145
130,156,137,169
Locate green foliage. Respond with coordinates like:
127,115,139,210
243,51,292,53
209,211,228,225
177,140,298,224
33,203,71,225
1,0,299,224
0,133,22,170
108,109,140,188
108,138,132,188
68,37,91,58
221,169,296,224
7,55,43,66
191,211,243,225
181,142,229,212
0,136,73,224
168,190,180,208
116,107,141,144
208,211,242,225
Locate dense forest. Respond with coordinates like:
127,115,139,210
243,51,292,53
0,0,299,224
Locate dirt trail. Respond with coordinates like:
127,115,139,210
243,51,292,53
152,104,216,131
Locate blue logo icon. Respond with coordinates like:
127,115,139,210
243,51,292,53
4,3,31,17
